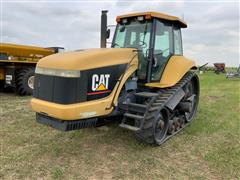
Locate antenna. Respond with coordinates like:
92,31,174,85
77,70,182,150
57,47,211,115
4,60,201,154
182,13,185,21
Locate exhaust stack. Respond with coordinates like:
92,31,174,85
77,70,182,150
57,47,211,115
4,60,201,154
100,10,108,48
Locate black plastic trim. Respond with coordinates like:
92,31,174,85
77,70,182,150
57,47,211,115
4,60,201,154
36,113,98,131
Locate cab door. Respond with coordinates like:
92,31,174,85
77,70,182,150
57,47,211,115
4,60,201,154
151,20,173,82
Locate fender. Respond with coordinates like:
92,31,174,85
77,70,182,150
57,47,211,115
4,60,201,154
111,55,138,106
145,56,197,88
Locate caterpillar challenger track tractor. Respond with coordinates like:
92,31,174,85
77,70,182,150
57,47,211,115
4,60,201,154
31,11,199,145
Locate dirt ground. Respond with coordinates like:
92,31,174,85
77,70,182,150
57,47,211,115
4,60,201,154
1,73,239,179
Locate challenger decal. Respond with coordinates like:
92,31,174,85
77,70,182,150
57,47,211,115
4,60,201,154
87,74,111,95
86,64,127,101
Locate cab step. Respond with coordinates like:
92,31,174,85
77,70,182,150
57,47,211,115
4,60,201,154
128,102,147,108
127,103,147,113
119,123,140,131
124,113,144,120
134,92,159,98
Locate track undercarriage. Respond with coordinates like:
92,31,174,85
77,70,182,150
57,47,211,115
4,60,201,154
119,72,199,145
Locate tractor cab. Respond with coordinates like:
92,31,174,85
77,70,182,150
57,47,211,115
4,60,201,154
112,12,186,83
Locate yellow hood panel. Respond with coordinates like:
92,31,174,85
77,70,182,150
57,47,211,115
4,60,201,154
37,48,137,71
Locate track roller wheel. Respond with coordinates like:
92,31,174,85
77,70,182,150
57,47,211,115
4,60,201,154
16,67,35,95
179,116,185,128
168,120,175,135
174,117,181,131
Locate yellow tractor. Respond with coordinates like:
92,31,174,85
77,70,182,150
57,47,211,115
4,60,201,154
0,43,63,95
31,11,199,145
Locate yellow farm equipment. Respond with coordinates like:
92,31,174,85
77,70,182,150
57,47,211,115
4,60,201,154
31,11,199,145
0,43,63,95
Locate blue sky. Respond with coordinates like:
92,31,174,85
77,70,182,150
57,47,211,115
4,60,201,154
1,0,239,67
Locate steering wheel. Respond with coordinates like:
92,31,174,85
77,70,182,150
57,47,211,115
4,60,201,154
112,43,120,47
125,44,138,48
158,48,170,55
139,40,147,48
152,48,170,68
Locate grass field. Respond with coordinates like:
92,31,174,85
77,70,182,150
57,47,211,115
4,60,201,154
1,72,239,179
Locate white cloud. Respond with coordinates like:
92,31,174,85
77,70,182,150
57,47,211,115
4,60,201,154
1,1,239,66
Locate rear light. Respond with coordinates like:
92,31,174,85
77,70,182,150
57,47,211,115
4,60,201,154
145,14,152,20
116,17,121,23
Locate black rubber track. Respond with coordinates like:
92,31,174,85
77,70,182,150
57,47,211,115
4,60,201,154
135,72,199,145
16,67,35,95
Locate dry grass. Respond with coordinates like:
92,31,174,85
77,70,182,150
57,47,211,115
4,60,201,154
0,72,239,179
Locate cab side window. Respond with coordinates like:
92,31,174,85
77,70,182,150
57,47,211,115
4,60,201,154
173,28,183,55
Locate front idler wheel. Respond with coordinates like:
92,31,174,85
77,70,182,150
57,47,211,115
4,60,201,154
135,109,169,145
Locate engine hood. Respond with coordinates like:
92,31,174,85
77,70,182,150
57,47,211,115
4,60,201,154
37,48,137,71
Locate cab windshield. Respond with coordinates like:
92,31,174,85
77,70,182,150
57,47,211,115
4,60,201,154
112,19,151,52
112,19,152,79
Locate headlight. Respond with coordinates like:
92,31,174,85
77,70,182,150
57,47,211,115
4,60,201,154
35,67,80,78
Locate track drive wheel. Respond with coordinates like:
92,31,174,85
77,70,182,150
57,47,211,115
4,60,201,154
16,68,35,95
135,109,169,145
182,74,199,122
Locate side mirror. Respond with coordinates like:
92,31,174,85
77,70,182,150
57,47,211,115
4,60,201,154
106,29,110,39
120,26,125,32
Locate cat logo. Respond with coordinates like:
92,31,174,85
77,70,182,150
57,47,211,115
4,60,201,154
91,74,110,92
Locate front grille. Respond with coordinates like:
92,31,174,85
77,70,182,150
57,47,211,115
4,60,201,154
33,73,87,104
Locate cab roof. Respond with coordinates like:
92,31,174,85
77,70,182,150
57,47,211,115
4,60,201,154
116,11,187,28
